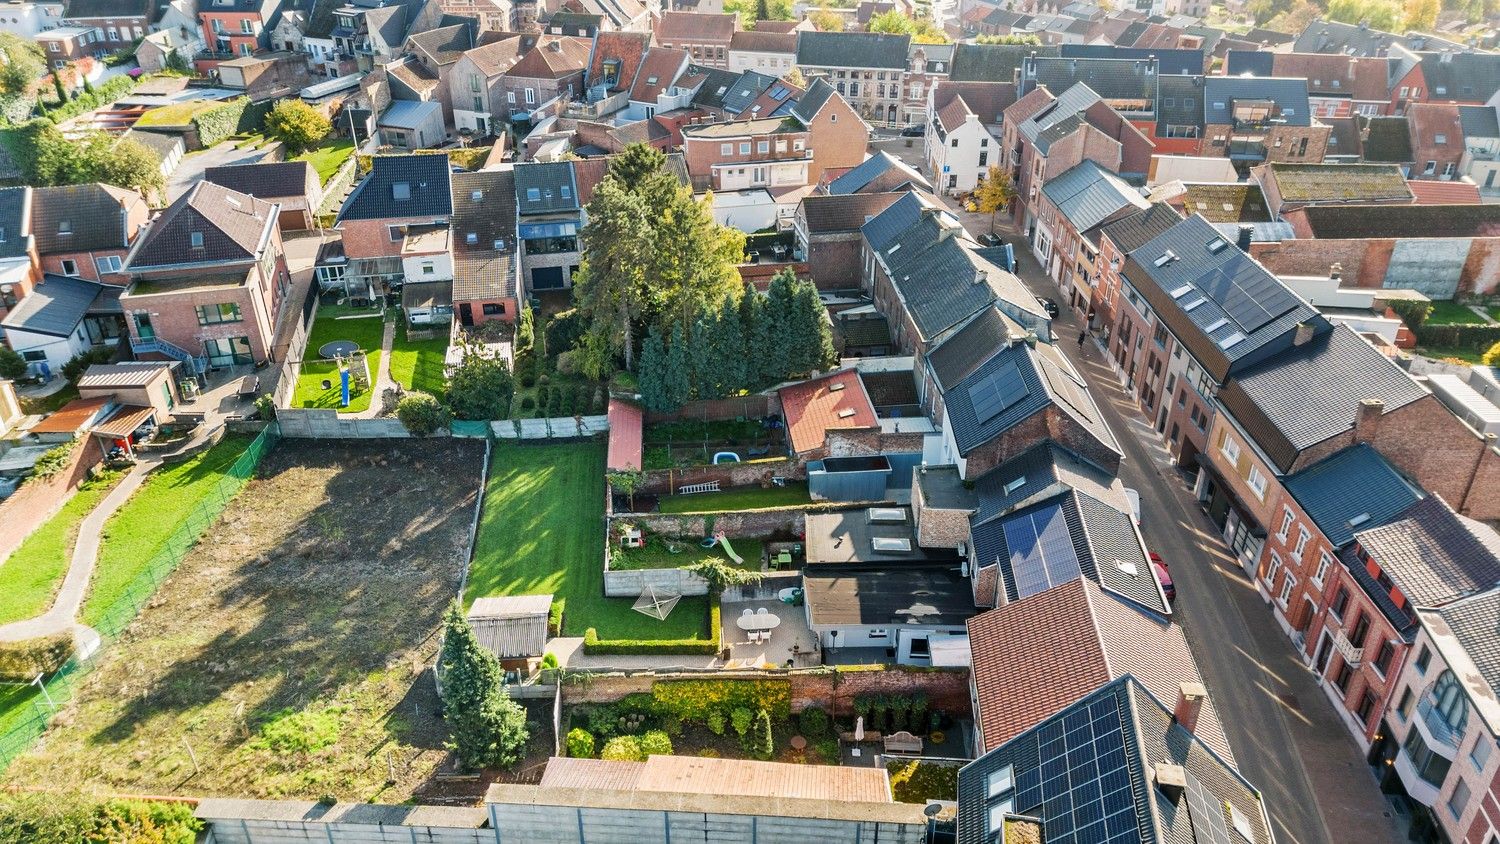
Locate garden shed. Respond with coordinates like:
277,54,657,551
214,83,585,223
466,594,553,672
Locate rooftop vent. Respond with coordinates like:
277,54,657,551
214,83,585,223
828,381,846,392
837,407,857,418
1349,512,1372,528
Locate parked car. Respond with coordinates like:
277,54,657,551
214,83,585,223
1038,297,1060,320
978,232,1004,247
1149,551,1175,602
1123,487,1141,526
900,124,925,137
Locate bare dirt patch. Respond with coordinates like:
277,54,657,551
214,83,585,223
4,438,486,802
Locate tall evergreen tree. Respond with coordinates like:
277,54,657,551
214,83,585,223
786,277,836,376
738,281,765,388
438,603,530,771
662,322,692,410
688,308,720,400
571,179,653,375
755,0,771,21
708,293,747,397
606,142,668,194
759,270,797,383
647,188,746,334
638,327,669,412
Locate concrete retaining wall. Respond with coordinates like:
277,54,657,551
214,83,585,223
276,409,410,438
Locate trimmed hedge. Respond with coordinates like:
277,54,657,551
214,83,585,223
1414,323,1500,353
40,74,136,124
583,603,721,655
193,97,249,149
0,631,73,682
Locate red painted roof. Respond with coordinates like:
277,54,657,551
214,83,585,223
1408,179,1481,205
777,369,877,454
606,398,644,471
29,396,112,434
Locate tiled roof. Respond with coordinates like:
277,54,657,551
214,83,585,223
30,183,143,255
729,29,797,53
130,181,275,269
514,161,579,215
837,312,890,350
788,77,838,124
966,579,1227,755
204,161,316,201
1098,201,1181,252
1015,82,1102,151
798,192,903,233
1429,591,1500,701
655,10,735,42
1263,162,1413,203
339,154,453,223
1175,183,1270,222
406,23,476,65
927,307,1014,393
510,35,591,79
1408,180,1481,204
1356,496,1500,607
932,81,1015,126
949,43,1059,83
778,369,879,453
629,47,686,102
464,33,536,76
1154,73,1204,130
1298,203,1500,238
0,274,108,338
606,398,643,471
685,63,741,109
0,186,30,260
742,78,803,119
451,169,517,302
1419,51,1500,103
1216,324,1429,472
1359,116,1414,163
1203,76,1312,126
795,30,909,69
589,31,652,92
1282,443,1424,549
969,439,1120,523
1040,160,1148,234
1024,56,1159,108
1061,44,1203,75
722,70,777,116
1459,104,1499,139
826,151,929,195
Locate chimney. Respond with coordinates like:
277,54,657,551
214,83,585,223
974,269,988,285
1172,682,1207,735
1329,262,1342,281
1293,321,1317,346
1236,224,1253,252
1441,49,1453,63
1354,398,1384,443
1153,761,1187,801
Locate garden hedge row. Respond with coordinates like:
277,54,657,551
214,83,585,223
1414,323,1500,353
193,98,249,149
0,631,73,682
582,603,721,655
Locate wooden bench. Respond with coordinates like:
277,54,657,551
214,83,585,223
883,731,923,754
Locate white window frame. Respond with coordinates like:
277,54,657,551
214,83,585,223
524,87,536,105
59,258,78,276
1278,508,1294,540
1313,550,1331,587
1470,736,1492,772
1247,465,1268,500
1293,527,1310,561
1220,434,1241,464
1277,570,1296,607
720,142,732,156
1265,552,1283,590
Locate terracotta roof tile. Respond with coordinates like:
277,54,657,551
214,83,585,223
1409,180,1481,204
778,369,878,453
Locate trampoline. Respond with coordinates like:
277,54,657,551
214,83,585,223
319,340,359,359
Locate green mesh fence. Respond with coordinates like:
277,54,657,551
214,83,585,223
0,424,281,769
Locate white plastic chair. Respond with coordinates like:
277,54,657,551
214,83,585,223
742,608,754,618
756,607,769,616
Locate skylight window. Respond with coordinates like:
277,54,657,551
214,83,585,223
837,408,857,418
393,181,411,200
1153,249,1178,267
1183,297,1207,311
1349,512,1372,528
190,231,204,248
1205,318,1229,333
1207,237,1227,254
1170,283,1193,298
1003,476,1026,494
471,190,483,201
868,508,907,523
828,381,846,392
560,185,572,199
58,220,71,235
526,187,541,201
466,232,478,244
872,536,913,553
1219,331,1246,349
1115,560,1138,576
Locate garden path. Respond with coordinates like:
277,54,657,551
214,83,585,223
1466,303,1499,325
349,319,396,420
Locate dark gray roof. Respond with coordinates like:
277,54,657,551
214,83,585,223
1040,160,1147,234
1098,202,1181,254
1356,496,1500,607
685,64,741,109
1431,591,1500,698
1459,105,1500,139
722,70,776,115
31,183,140,255
0,186,30,260
1,274,106,337
204,161,316,200
1223,49,1275,77
1203,76,1311,126
802,564,973,626
795,31,910,69
406,23,476,65
1023,56,1159,109
1123,214,1326,381
860,190,930,253
1016,83,1103,153
451,169,518,302
1293,18,1405,56
789,77,838,125
1418,52,1500,102
1360,116,1413,163
943,340,1118,459
1216,324,1430,472
827,151,928,195
1282,443,1424,550
338,154,453,222
514,161,580,215
1156,73,1206,130
949,43,1058,83
957,678,1270,844
1061,44,1203,75
928,307,1013,393
130,181,276,269
970,439,1118,523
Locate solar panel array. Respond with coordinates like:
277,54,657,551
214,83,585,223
1038,354,1096,424
968,360,1030,425
1002,502,1083,599
1195,258,1299,335
1185,771,1234,844
1012,694,1143,843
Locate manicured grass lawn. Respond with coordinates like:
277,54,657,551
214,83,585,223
658,482,812,514
18,383,79,416
81,436,252,628
389,323,449,396
294,138,356,184
0,683,42,740
611,534,762,572
0,472,122,626
292,305,386,413
1425,301,1486,325
1417,345,1487,364
468,442,710,641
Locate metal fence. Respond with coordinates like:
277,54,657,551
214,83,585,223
0,424,282,769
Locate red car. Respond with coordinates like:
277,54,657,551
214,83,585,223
1150,552,1176,603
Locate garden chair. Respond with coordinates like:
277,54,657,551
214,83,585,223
742,608,755,618
756,607,769,616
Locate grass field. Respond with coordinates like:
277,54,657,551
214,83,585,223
389,323,450,397
4,439,486,801
1425,301,1486,325
1417,345,1487,364
19,384,79,416
0,472,122,626
610,535,762,572
293,138,356,184
81,436,252,628
658,482,812,514
468,442,710,641
293,305,386,413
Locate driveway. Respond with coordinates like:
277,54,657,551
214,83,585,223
166,140,274,202
958,212,1408,844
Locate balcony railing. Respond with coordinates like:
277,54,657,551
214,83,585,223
1416,696,1464,754
1332,628,1363,666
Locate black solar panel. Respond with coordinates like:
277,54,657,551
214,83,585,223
1003,503,1083,599
1185,771,1234,844
968,360,1029,424
1038,354,1095,424
1197,259,1299,335
1013,695,1142,843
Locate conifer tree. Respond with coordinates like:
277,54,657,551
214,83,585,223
438,603,530,771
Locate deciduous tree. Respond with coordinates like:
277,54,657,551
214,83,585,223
445,339,514,419
974,165,1015,234
265,99,332,155
572,179,653,375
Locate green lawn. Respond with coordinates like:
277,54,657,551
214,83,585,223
0,682,43,742
294,138,356,184
18,383,79,416
1425,301,1486,325
468,442,710,641
611,535,762,572
1417,345,1487,364
81,436,252,628
0,472,122,626
658,482,812,514
293,305,386,413
389,323,450,396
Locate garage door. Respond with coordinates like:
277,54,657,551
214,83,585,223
532,266,565,290
278,207,309,231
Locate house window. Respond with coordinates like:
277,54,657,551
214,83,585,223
1444,162,1458,177
57,219,71,236
1330,586,1350,621
196,303,242,325
721,143,732,155
239,18,252,33
388,224,405,242
1314,551,1331,586
507,91,516,104
1435,133,1447,144
470,74,481,92
524,87,536,104
203,336,253,367
1448,779,1471,820
1355,690,1377,725
1293,527,1310,560
1372,640,1395,676
1265,552,1283,589
1277,508,1294,539
420,262,434,275
482,303,504,316
1471,736,1493,772
190,231,204,248
1397,686,1415,720
1332,659,1354,694
739,142,750,154
1247,465,1268,499
60,258,78,276
1403,728,1454,787
1425,160,1437,175
1415,644,1432,674
987,764,1013,797
22,350,46,362
1277,570,1296,607
1220,433,1241,464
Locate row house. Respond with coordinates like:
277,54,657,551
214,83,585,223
1030,159,1147,313
786,79,869,185
1459,104,1500,198
795,31,910,126
497,35,589,119
514,160,581,293
623,47,690,121
1405,102,1467,180
681,118,810,192
437,0,513,31
1388,47,1500,113
400,23,481,122
1087,200,1181,331
331,0,440,73
1201,76,1328,167
792,191,903,291
653,11,734,69
31,184,150,285
1290,18,1466,58
38,25,106,68
826,150,930,195
1224,50,1394,118
62,0,153,52
450,34,588,134
450,169,519,325
119,181,290,372
1109,213,1326,484
0,0,64,39
901,43,952,127
1252,161,1413,219
726,29,795,76
1019,55,1159,134
196,0,281,69
536,0,654,34
1380,586,1500,844
923,81,1013,195
334,153,454,298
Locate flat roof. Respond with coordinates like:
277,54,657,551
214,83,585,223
805,507,950,564
606,398,643,472
540,754,895,803
802,564,974,627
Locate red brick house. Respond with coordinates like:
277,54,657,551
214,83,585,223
62,0,153,53
0,187,42,326
37,26,104,69
681,117,811,192
119,181,289,371
334,154,455,299
450,169,519,325
1089,201,1179,332
1407,102,1467,180
197,0,281,70
654,11,735,69
30,184,150,285
787,79,867,187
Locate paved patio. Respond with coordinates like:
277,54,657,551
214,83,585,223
721,598,818,669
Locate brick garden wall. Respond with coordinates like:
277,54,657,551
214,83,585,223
0,442,103,563
639,457,802,495
644,395,775,425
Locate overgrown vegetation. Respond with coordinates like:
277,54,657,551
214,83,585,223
396,391,450,436
265,99,332,155
9,119,163,197
0,792,202,844
887,759,960,804
29,441,76,479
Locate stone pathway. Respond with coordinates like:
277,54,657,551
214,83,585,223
1467,303,1498,325
350,318,396,420
0,455,161,644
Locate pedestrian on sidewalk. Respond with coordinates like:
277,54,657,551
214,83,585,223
1077,329,1088,348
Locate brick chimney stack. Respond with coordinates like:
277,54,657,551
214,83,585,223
1173,682,1207,735
1354,398,1385,444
